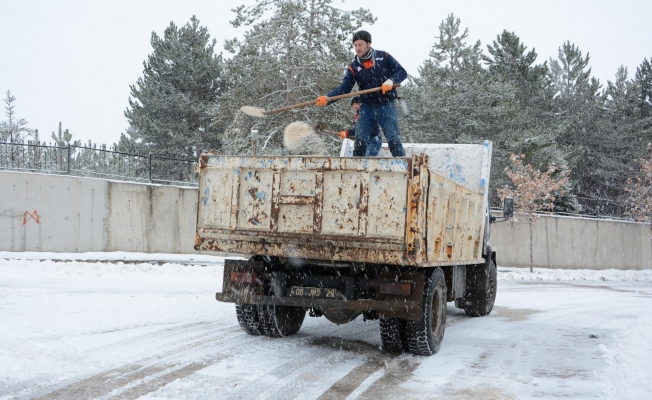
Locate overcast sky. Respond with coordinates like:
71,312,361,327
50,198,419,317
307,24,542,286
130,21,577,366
2,0,651,147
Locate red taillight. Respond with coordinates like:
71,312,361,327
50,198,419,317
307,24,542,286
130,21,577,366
379,282,412,296
231,271,258,284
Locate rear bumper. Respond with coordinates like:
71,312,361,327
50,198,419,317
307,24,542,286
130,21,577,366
215,292,421,317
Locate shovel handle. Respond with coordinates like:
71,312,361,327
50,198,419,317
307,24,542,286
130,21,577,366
263,83,401,115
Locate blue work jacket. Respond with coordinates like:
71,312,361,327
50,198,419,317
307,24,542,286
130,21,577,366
327,49,407,104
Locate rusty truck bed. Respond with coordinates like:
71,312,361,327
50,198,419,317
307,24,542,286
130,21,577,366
195,142,492,267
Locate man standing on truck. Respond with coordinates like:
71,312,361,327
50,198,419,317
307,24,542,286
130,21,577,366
316,30,407,157
339,96,382,156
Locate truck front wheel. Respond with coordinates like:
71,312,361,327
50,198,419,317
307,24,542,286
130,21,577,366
258,305,306,338
463,258,497,317
405,267,447,356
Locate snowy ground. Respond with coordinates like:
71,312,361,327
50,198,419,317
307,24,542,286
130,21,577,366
1,253,651,399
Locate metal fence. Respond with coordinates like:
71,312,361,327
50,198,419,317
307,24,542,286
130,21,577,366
488,189,639,221
0,142,198,187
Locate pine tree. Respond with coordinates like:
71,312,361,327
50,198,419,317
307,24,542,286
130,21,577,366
404,15,522,203
406,14,489,144
548,41,601,198
482,31,565,203
1,91,32,143
125,16,227,158
50,122,74,146
578,66,652,207
50,122,79,171
483,30,549,111
635,57,652,118
214,0,375,155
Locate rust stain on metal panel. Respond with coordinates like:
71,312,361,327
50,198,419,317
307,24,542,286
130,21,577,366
443,192,460,261
465,200,478,260
277,170,317,233
238,169,273,230
313,172,324,234
405,154,428,264
198,168,233,229
278,195,316,205
198,226,405,247
434,237,442,255
367,172,408,239
426,174,451,262
270,171,281,232
474,217,483,258
322,172,360,235
203,155,410,173
229,170,241,230
357,172,369,237
457,196,469,260
197,238,410,265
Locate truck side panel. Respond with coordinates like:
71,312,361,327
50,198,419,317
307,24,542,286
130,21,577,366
425,173,484,265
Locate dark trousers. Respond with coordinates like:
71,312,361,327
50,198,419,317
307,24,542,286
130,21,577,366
354,102,406,157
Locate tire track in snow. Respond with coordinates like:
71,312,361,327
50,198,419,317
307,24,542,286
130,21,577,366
222,346,348,400
34,325,251,400
84,319,233,357
35,306,475,399
311,337,421,400
316,307,473,400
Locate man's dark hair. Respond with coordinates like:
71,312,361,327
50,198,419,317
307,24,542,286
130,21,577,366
351,96,360,105
352,30,371,44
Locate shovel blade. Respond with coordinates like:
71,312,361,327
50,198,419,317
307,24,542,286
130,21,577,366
240,106,267,117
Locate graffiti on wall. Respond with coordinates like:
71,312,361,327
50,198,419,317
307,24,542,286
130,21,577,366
23,211,40,225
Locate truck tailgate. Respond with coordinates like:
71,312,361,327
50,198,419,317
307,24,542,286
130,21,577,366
195,155,428,265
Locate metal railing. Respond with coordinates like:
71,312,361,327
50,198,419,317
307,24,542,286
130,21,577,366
0,142,198,187
488,189,641,221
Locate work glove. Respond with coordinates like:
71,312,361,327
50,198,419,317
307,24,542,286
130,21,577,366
339,131,348,139
381,79,393,94
316,96,329,106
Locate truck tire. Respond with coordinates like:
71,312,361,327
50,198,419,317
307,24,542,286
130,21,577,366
258,305,306,338
235,304,263,336
405,267,447,356
463,259,497,317
380,318,407,353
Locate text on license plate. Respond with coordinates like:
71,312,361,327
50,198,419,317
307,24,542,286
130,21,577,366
290,286,340,299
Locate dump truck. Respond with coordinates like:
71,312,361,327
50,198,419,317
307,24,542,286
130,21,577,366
195,140,503,356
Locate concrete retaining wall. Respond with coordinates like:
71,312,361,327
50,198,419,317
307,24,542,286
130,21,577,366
490,214,651,270
0,171,197,253
1,171,650,269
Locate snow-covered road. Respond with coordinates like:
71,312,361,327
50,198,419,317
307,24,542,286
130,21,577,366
1,254,651,399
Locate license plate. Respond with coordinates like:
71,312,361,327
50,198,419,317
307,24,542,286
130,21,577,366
290,286,341,299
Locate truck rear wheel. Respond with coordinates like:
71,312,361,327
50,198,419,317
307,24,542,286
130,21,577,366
258,305,306,338
405,268,447,356
463,259,497,317
235,304,263,335
380,318,407,353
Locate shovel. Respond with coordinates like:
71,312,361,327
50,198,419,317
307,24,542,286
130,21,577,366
240,84,401,117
